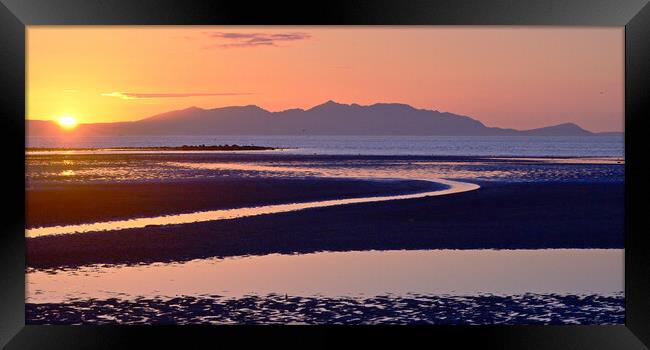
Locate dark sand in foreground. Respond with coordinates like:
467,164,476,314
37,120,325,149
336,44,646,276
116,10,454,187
27,177,440,228
27,180,623,269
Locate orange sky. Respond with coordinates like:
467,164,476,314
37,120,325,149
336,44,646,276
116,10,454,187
27,26,624,132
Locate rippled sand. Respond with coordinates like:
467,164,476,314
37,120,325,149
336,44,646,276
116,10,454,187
25,154,625,325
26,293,624,325
26,154,624,184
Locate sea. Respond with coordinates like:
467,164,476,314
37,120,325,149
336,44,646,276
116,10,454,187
26,135,624,157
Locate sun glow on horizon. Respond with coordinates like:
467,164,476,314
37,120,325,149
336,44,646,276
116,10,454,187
28,27,624,132
57,116,78,130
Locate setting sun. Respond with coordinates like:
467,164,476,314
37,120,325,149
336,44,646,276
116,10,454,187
57,116,78,130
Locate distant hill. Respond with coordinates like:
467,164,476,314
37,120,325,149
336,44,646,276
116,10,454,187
27,101,618,137
516,123,594,136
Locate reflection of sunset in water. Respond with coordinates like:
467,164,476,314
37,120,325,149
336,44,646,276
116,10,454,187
26,249,624,303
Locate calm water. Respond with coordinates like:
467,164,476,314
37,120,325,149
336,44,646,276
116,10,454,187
26,249,623,303
26,249,624,324
27,135,624,157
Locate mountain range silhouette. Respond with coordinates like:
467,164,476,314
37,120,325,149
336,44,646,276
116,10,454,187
27,101,619,137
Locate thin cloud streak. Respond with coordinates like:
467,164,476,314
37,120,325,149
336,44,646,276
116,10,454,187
203,32,311,48
101,92,253,100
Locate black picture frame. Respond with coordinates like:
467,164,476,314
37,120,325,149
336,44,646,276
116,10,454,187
1,0,649,348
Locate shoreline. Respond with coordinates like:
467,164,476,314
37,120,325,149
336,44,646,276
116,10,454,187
26,153,625,268
27,177,446,229
26,180,624,269
26,144,278,152
26,178,474,238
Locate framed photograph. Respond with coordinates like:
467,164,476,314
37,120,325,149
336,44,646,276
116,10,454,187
1,0,649,348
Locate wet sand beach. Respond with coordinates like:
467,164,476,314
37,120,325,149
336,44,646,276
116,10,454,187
25,152,625,325
26,179,623,268
27,177,441,228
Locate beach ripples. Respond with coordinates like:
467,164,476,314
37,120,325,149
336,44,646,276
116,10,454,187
26,154,623,184
25,293,624,325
